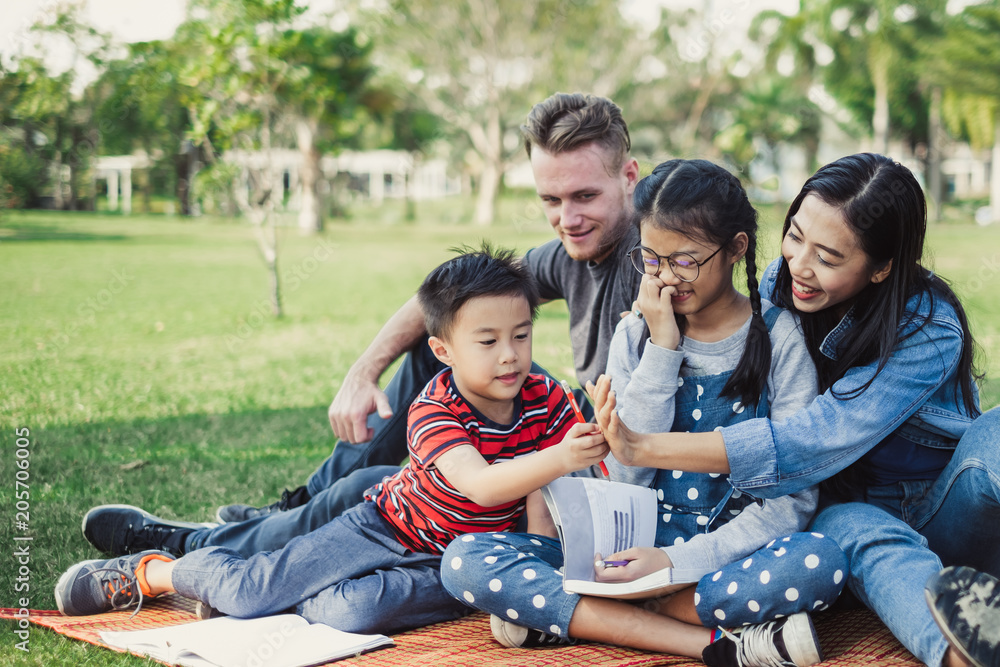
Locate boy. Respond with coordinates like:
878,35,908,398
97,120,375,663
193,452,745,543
55,245,609,635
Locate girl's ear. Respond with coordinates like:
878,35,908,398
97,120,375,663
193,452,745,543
871,259,892,284
427,336,453,366
729,232,749,264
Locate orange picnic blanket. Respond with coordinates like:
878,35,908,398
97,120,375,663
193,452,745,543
0,596,920,666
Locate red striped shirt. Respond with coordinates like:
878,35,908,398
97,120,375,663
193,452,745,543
373,371,576,554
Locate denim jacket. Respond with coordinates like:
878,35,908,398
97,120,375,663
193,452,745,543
721,259,978,498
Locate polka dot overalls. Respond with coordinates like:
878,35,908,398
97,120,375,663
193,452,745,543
440,309,847,636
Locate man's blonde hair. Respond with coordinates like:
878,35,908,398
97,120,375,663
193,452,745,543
521,93,631,174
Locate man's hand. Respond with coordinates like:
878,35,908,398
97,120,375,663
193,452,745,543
328,372,394,444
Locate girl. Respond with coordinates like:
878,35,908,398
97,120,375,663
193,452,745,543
592,153,998,667
441,160,846,667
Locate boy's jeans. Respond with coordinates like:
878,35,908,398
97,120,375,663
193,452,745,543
811,406,1000,667
173,502,469,634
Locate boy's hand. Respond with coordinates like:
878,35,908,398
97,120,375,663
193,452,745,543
635,273,680,351
593,547,673,583
558,421,609,474
586,375,646,466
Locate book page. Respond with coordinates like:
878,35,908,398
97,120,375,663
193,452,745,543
543,478,657,584
100,615,393,667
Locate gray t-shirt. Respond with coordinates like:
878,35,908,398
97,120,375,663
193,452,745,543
604,300,821,572
523,227,641,387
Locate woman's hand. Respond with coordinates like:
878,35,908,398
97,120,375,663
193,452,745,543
593,547,673,583
586,375,646,466
636,273,680,350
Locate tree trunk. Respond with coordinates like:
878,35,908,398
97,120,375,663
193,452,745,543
296,117,323,234
474,158,502,227
473,105,503,226
53,150,65,210
870,46,890,155
928,87,944,222
405,152,419,222
991,108,1000,224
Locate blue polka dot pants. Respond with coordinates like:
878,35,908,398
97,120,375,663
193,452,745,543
694,532,848,627
441,531,847,637
441,532,581,638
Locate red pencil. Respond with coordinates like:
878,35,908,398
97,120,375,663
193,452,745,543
560,380,610,477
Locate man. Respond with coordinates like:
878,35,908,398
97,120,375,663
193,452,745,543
82,92,644,557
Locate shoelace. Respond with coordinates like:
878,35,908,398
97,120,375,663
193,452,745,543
87,566,146,618
124,522,177,551
720,622,794,667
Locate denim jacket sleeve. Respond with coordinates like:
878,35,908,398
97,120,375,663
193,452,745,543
721,293,968,498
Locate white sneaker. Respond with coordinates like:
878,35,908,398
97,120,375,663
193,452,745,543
489,614,577,648
702,612,822,667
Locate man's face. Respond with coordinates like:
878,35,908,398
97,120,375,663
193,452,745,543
530,144,639,263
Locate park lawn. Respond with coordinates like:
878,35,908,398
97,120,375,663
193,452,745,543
1,206,998,665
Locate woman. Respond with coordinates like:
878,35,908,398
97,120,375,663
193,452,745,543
591,153,998,667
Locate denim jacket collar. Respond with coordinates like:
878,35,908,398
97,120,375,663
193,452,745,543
819,306,857,361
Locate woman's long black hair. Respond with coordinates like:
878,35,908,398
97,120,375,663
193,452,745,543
633,159,768,409
772,153,982,417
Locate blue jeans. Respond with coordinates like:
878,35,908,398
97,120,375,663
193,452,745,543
810,406,1000,667
440,531,846,638
172,502,470,634
187,466,400,556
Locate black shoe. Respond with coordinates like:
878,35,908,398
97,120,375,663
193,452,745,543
82,505,208,556
925,566,1000,667
215,485,311,523
489,614,578,648
702,612,822,667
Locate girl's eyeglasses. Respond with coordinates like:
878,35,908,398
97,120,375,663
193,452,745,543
628,243,727,283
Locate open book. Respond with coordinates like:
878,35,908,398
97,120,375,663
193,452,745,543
100,614,393,667
541,476,711,599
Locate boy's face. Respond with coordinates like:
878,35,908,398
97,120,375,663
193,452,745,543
428,294,533,422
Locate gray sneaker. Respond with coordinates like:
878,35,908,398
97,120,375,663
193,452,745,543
925,566,1000,667
215,485,311,523
55,550,173,617
702,612,822,667
489,614,578,648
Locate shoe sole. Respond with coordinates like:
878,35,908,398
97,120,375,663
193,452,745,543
924,574,985,667
782,612,823,666
54,559,104,616
81,504,218,540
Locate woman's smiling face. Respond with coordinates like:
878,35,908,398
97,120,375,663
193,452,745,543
781,194,891,316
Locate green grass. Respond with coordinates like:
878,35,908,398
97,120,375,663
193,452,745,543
1,203,998,665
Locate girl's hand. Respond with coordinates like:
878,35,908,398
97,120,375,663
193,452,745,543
636,273,680,350
586,375,646,466
557,421,610,474
593,547,673,583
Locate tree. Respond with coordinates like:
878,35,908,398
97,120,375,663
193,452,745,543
170,0,375,315
92,40,195,213
751,1,944,154
363,0,642,225
272,26,374,233
923,2,1000,222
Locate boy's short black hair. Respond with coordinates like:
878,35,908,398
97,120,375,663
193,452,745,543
418,242,540,340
